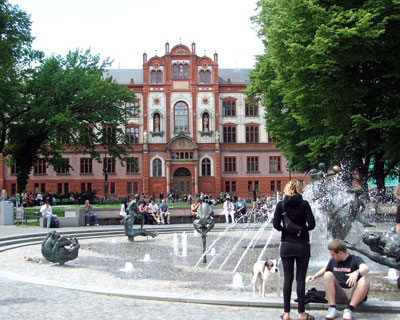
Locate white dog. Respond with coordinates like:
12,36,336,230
251,259,280,297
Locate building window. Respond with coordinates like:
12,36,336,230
64,183,69,195
102,126,115,144
134,182,138,194
126,126,139,144
173,63,188,80
245,100,259,117
126,100,140,118
55,159,70,174
247,157,259,172
224,157,236,172
225,181,230,193
81,182,92,193
11,184,16,195
222,99,236,116
201,158,211,176
174,102,188,133
126,157,139,174
110,182,115,195
127,182,132,195
80,158,93,174
232,181,236,193
41,183,45,193
277,180,281,192
153,113,161,132
248,181,259,192
103,158,116,174
202,113,210,132
223,125,236,143
34,159,46,174
11,163,16,175
269,156,281,173
151,70,163,84
152,158,162,177
245,125,259,143
271,181,275,193
57,183,62,195
199,70,211,84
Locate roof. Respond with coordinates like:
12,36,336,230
105,68,251,85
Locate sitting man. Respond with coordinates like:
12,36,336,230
235,197,246,222
84,199,99,226
40,201,58,228
159,199,170,224
223,196,235,223
147,199,161,224
307,239,370,320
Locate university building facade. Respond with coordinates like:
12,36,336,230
1,42,307,199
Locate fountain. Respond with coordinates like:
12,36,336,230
121,197,158,242
181,232,188,257
173,233,179,256
192,201,215,263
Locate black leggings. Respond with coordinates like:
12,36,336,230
281,255,310,313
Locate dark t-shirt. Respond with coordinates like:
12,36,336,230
326,254,365,288
396,205,400,224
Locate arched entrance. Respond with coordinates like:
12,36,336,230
173,167,191,198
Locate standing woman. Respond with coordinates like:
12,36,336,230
273,180,316,320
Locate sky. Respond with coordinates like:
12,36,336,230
11,0,265,70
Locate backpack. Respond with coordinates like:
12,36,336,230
282,201,303,237
50,216,60,228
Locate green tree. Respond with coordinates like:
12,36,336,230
0,0,42,153
4,49,136,192
248,0,400,194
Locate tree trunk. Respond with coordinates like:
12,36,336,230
373,154,386,200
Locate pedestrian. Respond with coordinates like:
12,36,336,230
273,180,316,320
307,239,370,320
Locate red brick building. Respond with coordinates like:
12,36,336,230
1,42,307,199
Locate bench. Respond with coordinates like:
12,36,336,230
94,209,123,225
375,204,397,215
169,207,224,224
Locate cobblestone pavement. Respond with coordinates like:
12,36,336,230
1,276,399,320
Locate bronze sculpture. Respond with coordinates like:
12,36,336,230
308,163,369,239
41,231,80,265
347,230,400,270
121,196,158,242
193,201,215,263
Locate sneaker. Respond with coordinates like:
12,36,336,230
342,309,353,320
326,307,339,320
95,224,99,226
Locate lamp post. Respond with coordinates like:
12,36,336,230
287,167,292,181
103,157,108,200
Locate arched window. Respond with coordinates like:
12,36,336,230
199,70,204,84
157,70,162,83
173,64,189,80
153,113,160,132
152,158,162,177
201,158,211,176
151,70,162,84
174,102,188,133
202,113,210,132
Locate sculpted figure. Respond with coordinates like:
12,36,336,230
308,164,370,239
347,230,400,270
121,197,158,242
41,231,80,265
193,201,215,263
